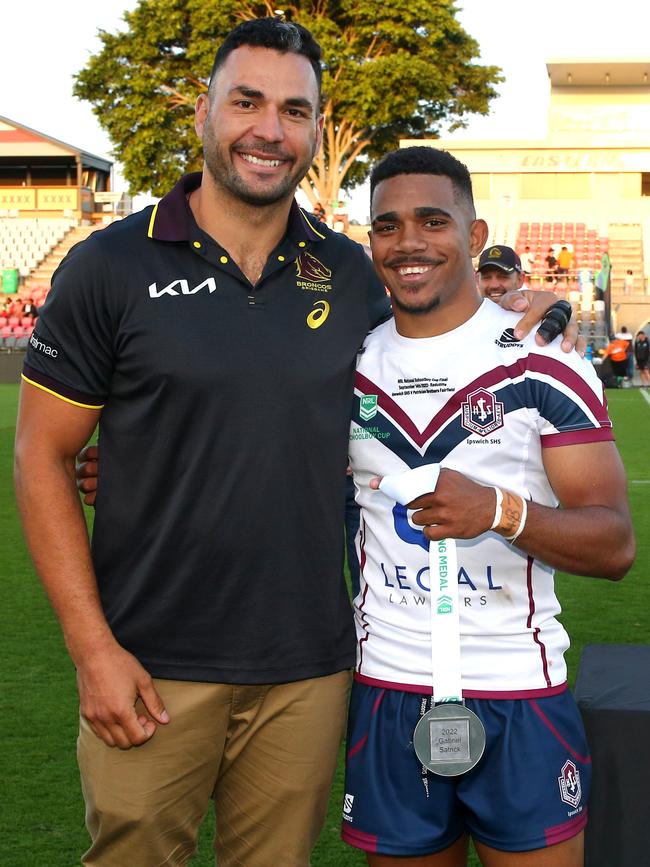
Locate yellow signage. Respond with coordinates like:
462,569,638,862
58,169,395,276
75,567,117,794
0,188,36,209
37,188,78,210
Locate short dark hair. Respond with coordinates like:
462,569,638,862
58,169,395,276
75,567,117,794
209,18,322,96
370,146,475,215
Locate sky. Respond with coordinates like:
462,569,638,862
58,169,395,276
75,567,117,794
2,0,649,219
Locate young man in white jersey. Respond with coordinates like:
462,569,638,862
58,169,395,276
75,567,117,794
342,147,635,867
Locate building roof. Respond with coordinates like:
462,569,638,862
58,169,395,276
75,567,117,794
547,60,650,88
0,115,112,172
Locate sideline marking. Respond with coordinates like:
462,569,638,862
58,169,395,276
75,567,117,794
640,388,650,409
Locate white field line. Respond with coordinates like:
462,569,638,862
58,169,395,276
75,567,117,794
640,388,650,409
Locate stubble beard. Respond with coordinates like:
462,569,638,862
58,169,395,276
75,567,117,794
202,125,315,208
390,293,441,316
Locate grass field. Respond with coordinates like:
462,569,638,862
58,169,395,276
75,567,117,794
1,382,648,866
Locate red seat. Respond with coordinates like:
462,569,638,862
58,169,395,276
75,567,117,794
21,316,32,327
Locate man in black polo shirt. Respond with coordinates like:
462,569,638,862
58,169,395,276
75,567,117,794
14,18,581,867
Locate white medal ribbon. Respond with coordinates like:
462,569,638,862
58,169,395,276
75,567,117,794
379,465,462,703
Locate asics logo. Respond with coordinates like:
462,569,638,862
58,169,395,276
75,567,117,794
307,300,330,329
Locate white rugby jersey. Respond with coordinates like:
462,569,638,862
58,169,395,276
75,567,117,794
350,300,613,698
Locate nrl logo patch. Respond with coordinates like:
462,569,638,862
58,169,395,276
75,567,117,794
359,394,378,421
460,388,504,437
296,252,332,293
558,760,582,809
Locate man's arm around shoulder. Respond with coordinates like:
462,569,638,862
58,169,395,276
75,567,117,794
14,383,169,748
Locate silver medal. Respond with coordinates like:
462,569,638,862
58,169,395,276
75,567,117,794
413,702,486,776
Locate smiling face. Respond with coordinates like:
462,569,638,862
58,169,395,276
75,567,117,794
195,45,323,207
477,265,524,301
369,173,488,337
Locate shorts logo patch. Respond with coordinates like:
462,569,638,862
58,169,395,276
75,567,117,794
558,760,582,808
343,793,354,814
359,395,378,421
461,388,504,437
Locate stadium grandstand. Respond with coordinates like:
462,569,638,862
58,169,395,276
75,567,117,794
402,58,650,350
0,116,129,356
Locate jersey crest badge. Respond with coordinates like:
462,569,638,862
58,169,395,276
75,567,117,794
359,394,378,421
558,760,582,808
461,388,504,437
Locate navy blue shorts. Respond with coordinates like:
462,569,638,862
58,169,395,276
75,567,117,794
342,682,590,856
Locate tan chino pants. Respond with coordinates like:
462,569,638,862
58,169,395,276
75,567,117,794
78,671,350,866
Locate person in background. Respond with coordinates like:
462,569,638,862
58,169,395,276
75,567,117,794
544,247,557,283
22,298,38,318
520,244,536,283
603,334,631,386
624,270,634,294
476,245,524,302
634,330,650,386
556,245,573,278
615,326,635,383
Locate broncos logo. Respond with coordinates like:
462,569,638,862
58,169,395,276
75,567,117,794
295,251,332,282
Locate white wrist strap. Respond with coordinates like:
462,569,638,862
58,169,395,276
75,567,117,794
490,486,503,530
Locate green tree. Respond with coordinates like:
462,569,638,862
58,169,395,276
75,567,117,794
75,0,501,212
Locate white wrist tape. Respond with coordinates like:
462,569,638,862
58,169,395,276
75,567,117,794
490,486,503,530
378,464,441,506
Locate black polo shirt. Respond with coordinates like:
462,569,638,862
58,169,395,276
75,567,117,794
23,173,390,684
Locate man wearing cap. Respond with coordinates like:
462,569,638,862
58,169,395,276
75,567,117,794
476,244,524,302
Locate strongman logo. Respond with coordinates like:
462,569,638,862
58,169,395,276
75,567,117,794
359,395,378,421
461,388,504,437
558,760,582,808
